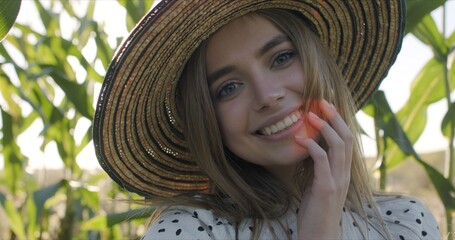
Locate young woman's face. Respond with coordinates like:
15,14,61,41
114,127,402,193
206,15,319,175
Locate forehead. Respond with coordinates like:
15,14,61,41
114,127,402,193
206,14,287,68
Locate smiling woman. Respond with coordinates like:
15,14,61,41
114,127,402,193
92,1,441,239
205,15,314,170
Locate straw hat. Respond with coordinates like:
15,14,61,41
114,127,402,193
93,0,406,198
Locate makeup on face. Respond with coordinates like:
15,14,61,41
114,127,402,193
206,15,319,177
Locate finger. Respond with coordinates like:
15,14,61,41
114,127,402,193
306,111,346,177
294,136,334,192
319,100,353,146
319,100,353,172
295,136,343,198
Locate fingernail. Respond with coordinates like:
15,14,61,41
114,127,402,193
308,111,320,119
295,135,305,140
322,99,333,109
294,136,308,148
294,135,307,143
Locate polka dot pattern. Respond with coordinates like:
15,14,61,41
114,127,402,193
142,196,440,239
374,196,440,240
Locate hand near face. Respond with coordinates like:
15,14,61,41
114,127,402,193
295,99,353,239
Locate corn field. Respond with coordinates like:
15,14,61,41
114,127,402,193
0,0,454,239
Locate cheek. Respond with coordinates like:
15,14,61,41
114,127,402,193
287,62,306,90
302,100,324,140
215,104,246,144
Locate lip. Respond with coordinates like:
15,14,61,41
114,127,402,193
253,107,304,140
256,115,304,141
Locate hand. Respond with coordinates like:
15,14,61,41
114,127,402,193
295,99,353,239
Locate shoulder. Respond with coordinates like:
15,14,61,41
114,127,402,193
142,206,236,240
374,195,441,240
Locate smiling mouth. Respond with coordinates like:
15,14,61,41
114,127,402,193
258,111,302,136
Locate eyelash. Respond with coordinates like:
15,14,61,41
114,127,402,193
272,50,296,68
216,81,241,99
215,50,297,100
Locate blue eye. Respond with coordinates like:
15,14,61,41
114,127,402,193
217,82,240,99
272,51,295,67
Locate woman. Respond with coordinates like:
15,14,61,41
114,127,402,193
93,1,440,239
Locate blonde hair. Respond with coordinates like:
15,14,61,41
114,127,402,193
152,9,389,239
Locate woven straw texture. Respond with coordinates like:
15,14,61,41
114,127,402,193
93,0,406,198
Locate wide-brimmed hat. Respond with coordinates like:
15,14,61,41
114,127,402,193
93,0,406,198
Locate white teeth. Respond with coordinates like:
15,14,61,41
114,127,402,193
271,125,278,133
291,114,298,122
259,111,301,136
284,117,292,126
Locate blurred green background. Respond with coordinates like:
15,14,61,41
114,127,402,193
0,0,454,239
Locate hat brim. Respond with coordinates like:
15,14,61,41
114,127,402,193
94,0,405,198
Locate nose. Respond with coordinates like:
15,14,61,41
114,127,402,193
252,80,285,111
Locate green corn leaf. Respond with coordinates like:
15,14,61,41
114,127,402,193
442,45,455,137
0,192,27,240
86,0,96,20
0,0,21,41
1,109,25,194
26,196,37,239
442,101,455,137
39,65,94,119
78,186,99,213
94,24,114,70
361,100,374,117
62,37,104,83
18,111,39,134
33,0,51,27
449,31,455,46
33,179,68,223
33,0,59,35
411,14,448,61
21,82,64,128
50,118,81,174
81,1,98,49
406,58,451,104
86,172,109,186
405,0,446,35
81,207,155,231
370,91,416,151
0,72,22,119
61,0,77,18
0,41,13,60
74,1,96,48
118,0,155,31
386,57,453,168
76,18,95,49
371,91,455,210
76,125,93,155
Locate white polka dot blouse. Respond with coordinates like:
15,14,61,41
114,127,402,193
143,195,440,239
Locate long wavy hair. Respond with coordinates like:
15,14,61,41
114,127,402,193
150,9,389,239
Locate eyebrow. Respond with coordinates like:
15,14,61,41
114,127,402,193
257,34,290,58
207,65,235,86
207,34,290,85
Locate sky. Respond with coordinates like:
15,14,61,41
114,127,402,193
1,0,454,170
